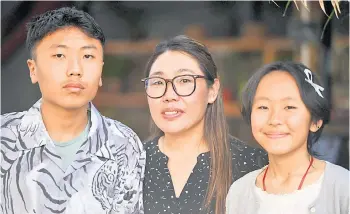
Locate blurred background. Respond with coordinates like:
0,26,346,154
1,1,349,169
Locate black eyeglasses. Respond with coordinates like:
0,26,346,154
141,74,211,99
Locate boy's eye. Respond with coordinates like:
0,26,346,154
84,54,95,59
53,54,64,59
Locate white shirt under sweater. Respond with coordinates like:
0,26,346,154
226,161,349,214
255,172,324,214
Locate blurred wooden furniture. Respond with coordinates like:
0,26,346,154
96,24,348,119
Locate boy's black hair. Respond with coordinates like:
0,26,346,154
26,7,105,58
241,61,330,154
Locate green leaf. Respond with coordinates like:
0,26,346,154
283,0,293,17
321,10,335,40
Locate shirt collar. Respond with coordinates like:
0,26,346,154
17,98,117,160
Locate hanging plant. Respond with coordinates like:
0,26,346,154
271,0,342,39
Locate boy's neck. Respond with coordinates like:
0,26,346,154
41,100,89,143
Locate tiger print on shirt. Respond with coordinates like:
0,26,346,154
0,99,146,214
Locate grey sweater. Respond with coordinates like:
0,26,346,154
226,161,349,214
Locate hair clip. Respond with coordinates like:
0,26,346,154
304,69,324,98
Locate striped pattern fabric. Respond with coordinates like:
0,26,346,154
1,99,146,214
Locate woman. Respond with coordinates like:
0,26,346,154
141,35,268,214
226,61,349,214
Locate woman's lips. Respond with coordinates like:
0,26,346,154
161,108,184,120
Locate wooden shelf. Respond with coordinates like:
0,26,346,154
99,23,348,121
105,36,348,54
93,91,147,108
93,91,241,117
105,33,348,73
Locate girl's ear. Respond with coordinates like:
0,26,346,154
310,120,323,132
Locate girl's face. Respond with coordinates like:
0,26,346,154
251,71,322,156
146,51,219,136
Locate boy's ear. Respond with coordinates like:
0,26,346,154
27,59,38,84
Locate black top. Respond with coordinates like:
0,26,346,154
143,136,268,214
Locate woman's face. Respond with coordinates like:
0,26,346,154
250,71,321,156
146,51,219,136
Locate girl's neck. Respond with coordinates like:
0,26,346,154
267,148,312,179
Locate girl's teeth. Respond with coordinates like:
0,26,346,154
164,111,178,115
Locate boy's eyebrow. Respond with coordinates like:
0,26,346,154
81,45,97,50
49,44,97,50
49,44,68,49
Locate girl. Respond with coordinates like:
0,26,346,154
142,35,268,214
226,61,349,214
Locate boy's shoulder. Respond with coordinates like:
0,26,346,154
1,111,27,128
1,111,28,154
101,115,144,154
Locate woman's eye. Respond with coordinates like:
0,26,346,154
149,80,164,86
180,78,192,83
153,81,163,85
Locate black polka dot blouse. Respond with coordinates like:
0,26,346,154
143,136,268,214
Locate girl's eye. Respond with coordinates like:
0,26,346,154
257,106,268,110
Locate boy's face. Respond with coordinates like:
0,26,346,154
27,26,104,110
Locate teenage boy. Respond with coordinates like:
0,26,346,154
1,7,145,214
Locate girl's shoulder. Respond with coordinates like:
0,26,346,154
324,161,349,185
226,167,263,207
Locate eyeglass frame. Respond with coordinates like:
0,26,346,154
141,74,212,99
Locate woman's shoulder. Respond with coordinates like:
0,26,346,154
228,135,268,167
228,135,268,179
142,136,161,153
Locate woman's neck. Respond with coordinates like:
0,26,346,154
161,122,209,156
163,134,207,154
